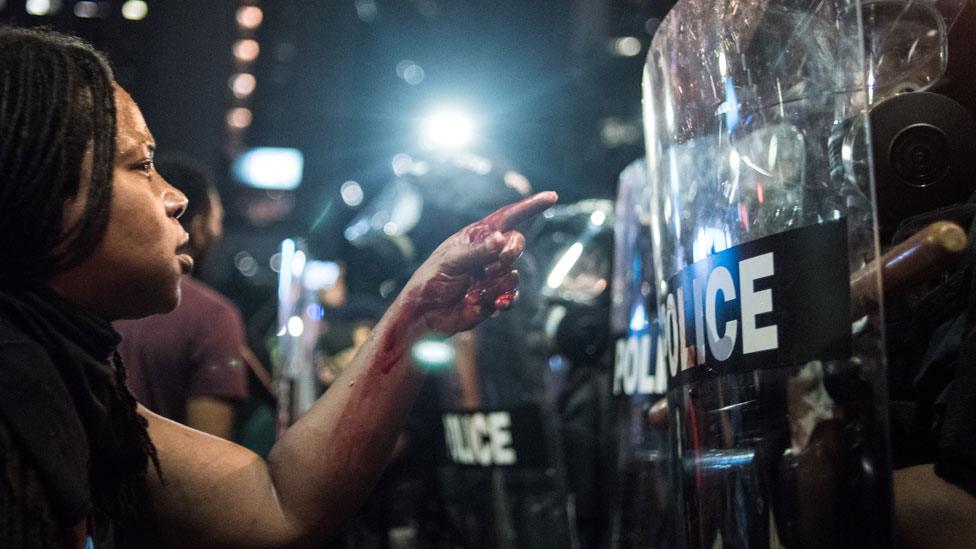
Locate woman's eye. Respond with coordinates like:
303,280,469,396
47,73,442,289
138,161,153,174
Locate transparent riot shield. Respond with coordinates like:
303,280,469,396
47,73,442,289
642,1,913,546
609,158,675,548
432,199,615,548
432,245,575,549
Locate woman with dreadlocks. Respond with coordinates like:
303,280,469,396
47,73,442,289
0,26,556,547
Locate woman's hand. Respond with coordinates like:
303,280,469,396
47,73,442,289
400,191,558,334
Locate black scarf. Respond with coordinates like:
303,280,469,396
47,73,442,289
0,285,156,542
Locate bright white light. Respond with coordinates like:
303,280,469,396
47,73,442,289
302,260,340,290
611,36,642,57
629,302,648,332
236,5,263,29
291,250,306,277
412,339,455,366
25,0,59,16
420,109,474,150
590,210,607,226
232,147,305,190
234,39,261,62
547,242,584,289
340,180,364,206
121,0,147,20
287,315,304,337
73,1,97,17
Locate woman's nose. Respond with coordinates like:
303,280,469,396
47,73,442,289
164,189,189,219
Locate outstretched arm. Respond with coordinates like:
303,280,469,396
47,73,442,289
143,191,558,548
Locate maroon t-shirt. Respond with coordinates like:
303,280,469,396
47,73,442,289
114,276,248,422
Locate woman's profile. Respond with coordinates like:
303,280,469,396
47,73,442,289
0,26,555,547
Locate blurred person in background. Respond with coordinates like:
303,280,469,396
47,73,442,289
0,26,555,547
114,157,259,440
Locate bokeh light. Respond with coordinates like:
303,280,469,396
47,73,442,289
230,72,257,98
419,109,474,150
25,0,60,16
73,1,98,18
121,0,147,20
227,107,253,129
233,39,261,62
340,180,364,207
610,36,641,57
236,5,263,29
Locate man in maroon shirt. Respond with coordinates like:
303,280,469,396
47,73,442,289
115,158,249,439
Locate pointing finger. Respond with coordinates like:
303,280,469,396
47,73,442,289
481,191,558,233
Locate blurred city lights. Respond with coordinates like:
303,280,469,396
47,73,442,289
269,253,283,273
590,209,607,226
503,171,532,195
287,315,304,337
419,109,474,150
73,1,97,17
453,152,492,175
306,303,324,322
227,107,253,129
120,0,147,20
354,0,377,22
234,251,259,277
302,260,340,290
233,39,261,62
25,0,60,16
230,72,257,98
396,60,425,85
291,250,306,277
236,5,263,29
411,338,455,370
547,242,584,289
610,36,642,57
340,180,364,207
232,147,305,190
391,153,413,176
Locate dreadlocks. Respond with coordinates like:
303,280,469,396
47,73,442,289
0,27,161,546
0,26,115,285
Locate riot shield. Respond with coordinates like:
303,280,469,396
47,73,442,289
641,1,919,546
609,158,676,548
431,277,575,548
432,199,616,549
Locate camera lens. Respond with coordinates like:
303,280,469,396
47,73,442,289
889,124,950,187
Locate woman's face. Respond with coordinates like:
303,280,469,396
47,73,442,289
51,85,192,320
